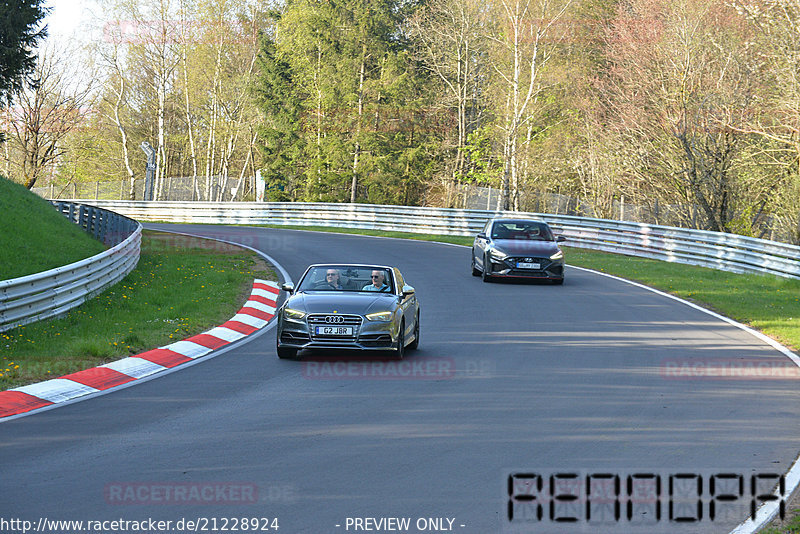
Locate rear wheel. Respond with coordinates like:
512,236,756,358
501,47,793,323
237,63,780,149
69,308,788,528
409,312,420,350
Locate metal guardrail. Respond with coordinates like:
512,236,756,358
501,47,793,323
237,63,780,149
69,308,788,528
0,203,142,333
58,200,800,279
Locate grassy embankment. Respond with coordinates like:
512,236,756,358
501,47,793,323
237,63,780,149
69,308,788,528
0,177,273,389
0,177,107,279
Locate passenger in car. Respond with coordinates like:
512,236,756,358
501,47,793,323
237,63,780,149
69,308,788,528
362,270,390,292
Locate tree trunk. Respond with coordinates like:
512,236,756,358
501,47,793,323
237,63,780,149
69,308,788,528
351,47,366,203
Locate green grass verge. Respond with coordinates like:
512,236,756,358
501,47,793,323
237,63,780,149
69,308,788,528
565,248,800,351
260,224,800,352
0,176,107,279
0,230,274,389
762,508,800,533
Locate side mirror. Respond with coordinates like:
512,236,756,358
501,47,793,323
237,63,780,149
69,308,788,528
402,285,415,297
477,232,487,239
556,236,566,243
281,283,294,293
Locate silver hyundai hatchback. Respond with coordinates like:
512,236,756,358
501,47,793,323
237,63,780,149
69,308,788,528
275,264,420,359
472,218,566,284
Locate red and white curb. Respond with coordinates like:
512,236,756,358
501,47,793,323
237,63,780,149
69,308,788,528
0,279,280,419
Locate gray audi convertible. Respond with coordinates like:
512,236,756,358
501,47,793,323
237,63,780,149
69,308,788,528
275,264,420,359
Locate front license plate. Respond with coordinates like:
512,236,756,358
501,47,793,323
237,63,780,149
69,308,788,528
315,326,353,336
517,262,541,269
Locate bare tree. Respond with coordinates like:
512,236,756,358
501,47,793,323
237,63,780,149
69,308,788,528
601,0,762,232
115,0,180,200
487,0,572,210
99,42,137,199
179,0,200,200
2,48,94,189
407,0,489,207
732,0,800,240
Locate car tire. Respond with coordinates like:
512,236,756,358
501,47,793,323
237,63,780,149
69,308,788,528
394,320,405,360
481,255,493,283
471,254,481,276
409,312,420,350
553,278,564,285
276,341,298,360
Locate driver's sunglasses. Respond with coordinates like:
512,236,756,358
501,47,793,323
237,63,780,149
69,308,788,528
326,273,337,277
371,275,381,279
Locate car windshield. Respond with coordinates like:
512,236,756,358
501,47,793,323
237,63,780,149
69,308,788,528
297,266,394,293
491,221,553,241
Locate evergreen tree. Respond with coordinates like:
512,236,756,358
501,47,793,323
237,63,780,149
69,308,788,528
0,0,48,105
254,35,305,201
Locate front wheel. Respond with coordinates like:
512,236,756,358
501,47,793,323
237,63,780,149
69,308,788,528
481,255,493,283
394,320,405,360
276,341,298,359
552,278,564,285
408,312,420,350
471,254,481,276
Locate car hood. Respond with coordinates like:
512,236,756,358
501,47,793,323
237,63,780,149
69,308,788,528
492,239,559,256
286,292,395,315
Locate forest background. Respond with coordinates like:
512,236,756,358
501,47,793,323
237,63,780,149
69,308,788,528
2,0,800,243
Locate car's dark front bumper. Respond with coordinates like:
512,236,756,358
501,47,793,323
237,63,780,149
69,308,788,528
485,256,564,280
277,314,397,351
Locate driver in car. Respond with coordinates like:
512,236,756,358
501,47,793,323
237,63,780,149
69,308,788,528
362,270,390,292
324,269,346,289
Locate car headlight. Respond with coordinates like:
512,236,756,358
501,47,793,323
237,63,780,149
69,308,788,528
550,250,564,260
489,249,508,261
365,311,393,322
283,308,306,320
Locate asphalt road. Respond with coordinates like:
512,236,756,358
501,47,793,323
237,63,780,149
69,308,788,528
1,224,798,534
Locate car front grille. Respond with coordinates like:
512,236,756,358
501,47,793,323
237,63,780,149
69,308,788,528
506,257,551,270
307,314,362,341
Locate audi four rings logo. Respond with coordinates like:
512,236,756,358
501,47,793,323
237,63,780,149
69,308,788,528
325,315,345,323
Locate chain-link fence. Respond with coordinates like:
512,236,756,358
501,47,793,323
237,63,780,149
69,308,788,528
32,175,252,202
457,184,799,244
